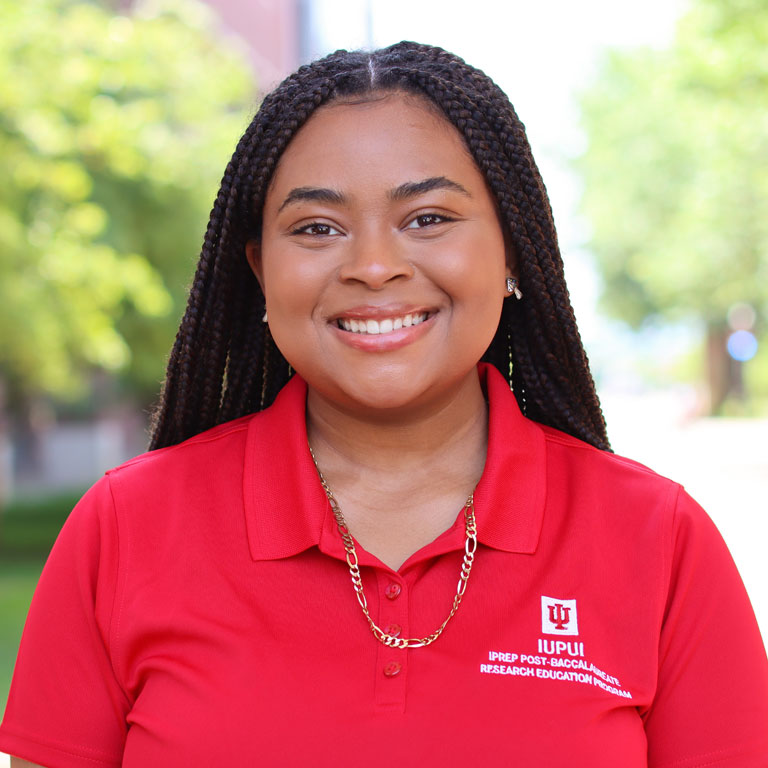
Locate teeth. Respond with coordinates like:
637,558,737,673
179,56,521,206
337,313,429,335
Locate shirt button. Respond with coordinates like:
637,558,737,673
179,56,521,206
383,661,402,677
384,623,402,638
384,583,402,600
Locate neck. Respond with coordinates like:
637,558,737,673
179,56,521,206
306,369,488,494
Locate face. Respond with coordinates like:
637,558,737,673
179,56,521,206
247,92,513,416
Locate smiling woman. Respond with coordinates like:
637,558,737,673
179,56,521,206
249,94,509,426
1,42,767,768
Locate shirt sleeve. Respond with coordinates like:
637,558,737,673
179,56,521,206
644,486,768,767
0,475,128,768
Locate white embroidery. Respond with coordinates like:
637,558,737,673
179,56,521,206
541,595,579,636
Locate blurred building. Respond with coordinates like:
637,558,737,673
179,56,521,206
200,0,302,90
200,0,374,86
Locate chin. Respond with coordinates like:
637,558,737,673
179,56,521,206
334,369,478,419
340,382,429,415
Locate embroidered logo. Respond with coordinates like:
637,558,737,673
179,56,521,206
541,595,578,635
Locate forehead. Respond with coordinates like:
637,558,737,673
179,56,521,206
265,92,481,198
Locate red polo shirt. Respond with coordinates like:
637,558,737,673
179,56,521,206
2,365,767,767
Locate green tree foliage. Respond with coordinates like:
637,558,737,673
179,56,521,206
577,0,768,411
0,0,255,404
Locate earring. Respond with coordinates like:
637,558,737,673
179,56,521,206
506,277,523,300
262,309,268,323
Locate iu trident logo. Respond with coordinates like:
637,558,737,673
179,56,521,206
541,595,579,636
549,603,570,629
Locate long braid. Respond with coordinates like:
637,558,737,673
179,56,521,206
150,42,610,452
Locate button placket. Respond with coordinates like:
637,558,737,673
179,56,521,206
384,582,402,600
382,660,402,677
383,623,402,638
374,572,409,711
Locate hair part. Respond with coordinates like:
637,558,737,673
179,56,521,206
149,42,610,452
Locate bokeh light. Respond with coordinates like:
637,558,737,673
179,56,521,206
727,330,759,362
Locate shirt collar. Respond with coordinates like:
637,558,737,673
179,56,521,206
243,363,546,562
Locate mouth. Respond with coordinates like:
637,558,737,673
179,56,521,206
335,312,432,335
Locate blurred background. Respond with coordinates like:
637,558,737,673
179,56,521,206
1,0,766,738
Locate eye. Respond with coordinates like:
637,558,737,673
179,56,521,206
290,221,342,236
405,213,456,229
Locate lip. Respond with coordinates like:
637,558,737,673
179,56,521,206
328,307,437,352
329,304,435,321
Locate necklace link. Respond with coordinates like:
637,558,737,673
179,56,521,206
311,446,478,649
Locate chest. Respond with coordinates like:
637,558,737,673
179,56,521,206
115,546,656,767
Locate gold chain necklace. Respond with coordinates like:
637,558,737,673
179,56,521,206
309,447,478,649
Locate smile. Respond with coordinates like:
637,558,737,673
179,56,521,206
336,313,430,335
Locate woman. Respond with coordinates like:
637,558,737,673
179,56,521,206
2,42,767,767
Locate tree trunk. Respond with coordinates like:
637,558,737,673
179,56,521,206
0,377,11,505
705,324,739,415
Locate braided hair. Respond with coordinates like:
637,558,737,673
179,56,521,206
149,42,610,452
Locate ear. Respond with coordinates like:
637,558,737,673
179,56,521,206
505,250,519,283
500,222,518,282
245,239,265,293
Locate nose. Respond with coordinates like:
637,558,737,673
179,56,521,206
338,229,414,289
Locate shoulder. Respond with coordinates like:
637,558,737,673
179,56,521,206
106,375,308,491
108,414,255,483
533,422,693,559
71,414,259,546
539,421,677,495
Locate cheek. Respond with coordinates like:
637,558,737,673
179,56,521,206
434,231,507,306
259,251,318,364
436,233,507,355
261,248,322,316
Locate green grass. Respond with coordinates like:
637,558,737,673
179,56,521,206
0,491,84,721
0,490,83,556
0,558,45,721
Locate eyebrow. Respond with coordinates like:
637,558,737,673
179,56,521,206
278,187,346,212
388,176,472,201
277,176,471,212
